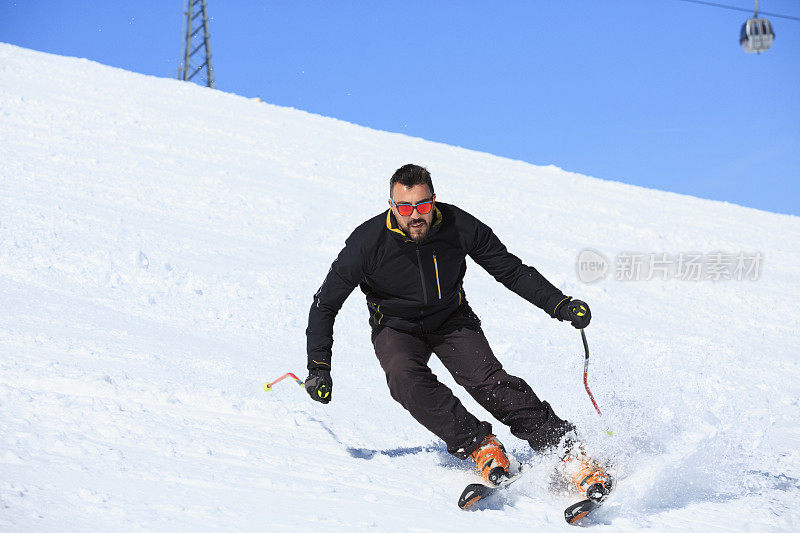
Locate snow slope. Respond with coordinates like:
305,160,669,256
1,43,799,531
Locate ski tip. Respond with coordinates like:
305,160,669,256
458,483,491,510
459,494,483,510
564,499,599,525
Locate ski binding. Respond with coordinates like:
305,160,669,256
457,464,528,510
564,476,615,525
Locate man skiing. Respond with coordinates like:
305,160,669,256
304,164,607,495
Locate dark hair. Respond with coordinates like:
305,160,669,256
389,164,434,198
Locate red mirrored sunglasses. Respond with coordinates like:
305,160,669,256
390,195,435,217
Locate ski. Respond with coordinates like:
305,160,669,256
564,498,602,524
564,475,615,525
458,463,616,525
457,464,529,510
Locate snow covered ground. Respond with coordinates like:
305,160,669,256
1,42,799,531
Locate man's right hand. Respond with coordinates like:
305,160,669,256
305,368,332,404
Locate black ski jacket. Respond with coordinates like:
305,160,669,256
306,202,570,370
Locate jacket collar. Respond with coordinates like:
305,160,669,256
385,207,442,242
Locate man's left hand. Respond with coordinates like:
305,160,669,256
557,299,591,329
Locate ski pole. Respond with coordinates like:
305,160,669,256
263,372,304,391
580,329,602,416
580,329,614,436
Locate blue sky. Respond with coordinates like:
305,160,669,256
3,0,799,215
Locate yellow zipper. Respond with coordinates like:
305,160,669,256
432,253,442,299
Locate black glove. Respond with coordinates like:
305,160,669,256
304,368,332,404
557,298,591,329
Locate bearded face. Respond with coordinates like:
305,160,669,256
389,184,435,243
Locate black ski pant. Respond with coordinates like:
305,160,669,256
371,323,574,460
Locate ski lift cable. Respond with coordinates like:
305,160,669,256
671,0,800,21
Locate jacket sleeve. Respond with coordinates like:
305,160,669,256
306,231,365,371
466,215,569,318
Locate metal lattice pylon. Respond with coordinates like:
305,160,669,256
178,0,215,88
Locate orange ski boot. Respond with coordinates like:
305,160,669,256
469,435,511,486
561,444,613,501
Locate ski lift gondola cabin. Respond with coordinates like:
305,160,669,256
740,17,774,53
